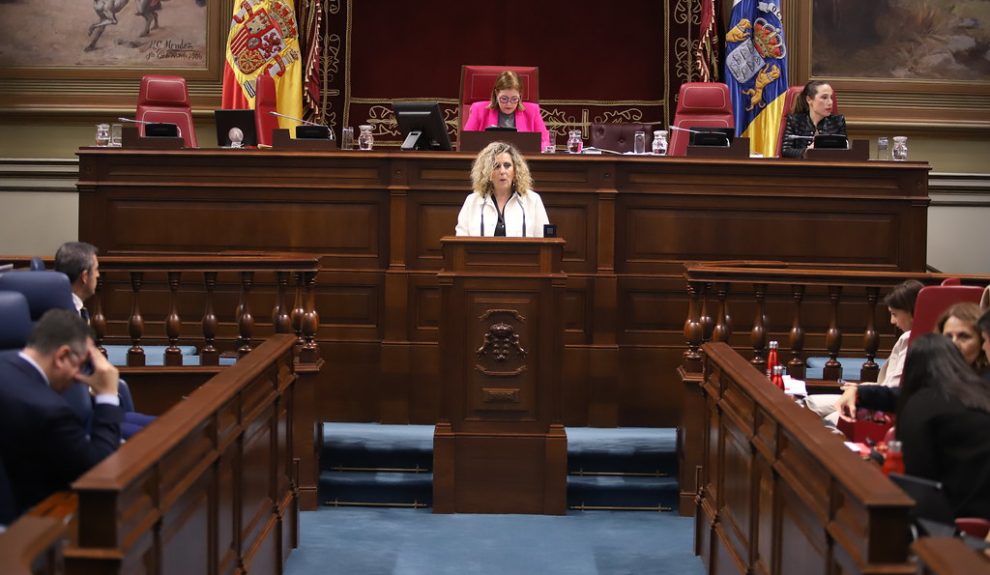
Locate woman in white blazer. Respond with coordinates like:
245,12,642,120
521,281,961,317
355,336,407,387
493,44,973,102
455,141,549,237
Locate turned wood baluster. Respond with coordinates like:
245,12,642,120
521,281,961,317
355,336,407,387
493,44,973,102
126,271,145,367
90,274,107,356
750,283,768,374
823,285,844,381
164,271,183,366
683,280,705,373
787,284,806,380
237,271,255,356
711,282,732,343
860,287,881,382
273,271,292,334
299,271,320,363
200,271,219,366
291,272,306,349
700,282,714,342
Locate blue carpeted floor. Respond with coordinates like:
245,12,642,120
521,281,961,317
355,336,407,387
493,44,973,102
285,507,704,575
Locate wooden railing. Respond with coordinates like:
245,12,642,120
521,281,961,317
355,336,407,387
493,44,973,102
678,262,990,515
912,537,990,574
695,342,915,575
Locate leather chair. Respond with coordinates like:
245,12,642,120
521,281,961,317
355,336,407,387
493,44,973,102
909,285,984,346
459,65,539,142
590,123,652,153
667,82,733,157
0,290,32,350
136,75,198,148
254,73,278,147
775,86,840,157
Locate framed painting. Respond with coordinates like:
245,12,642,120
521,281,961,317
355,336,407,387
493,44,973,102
0,0,230,111
788,1,990,131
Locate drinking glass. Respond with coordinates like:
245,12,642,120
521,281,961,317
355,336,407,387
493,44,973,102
341,127,354,150
110,123,123,147
891,136,908,161
544,131,556,154
95,123,110,147
876,136,889,161
633,131,647,154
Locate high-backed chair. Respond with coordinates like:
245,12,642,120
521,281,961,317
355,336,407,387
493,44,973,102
667,82,733,157
909,285,984,346
0,291,32,350
136,75,198,148
459,65,539,142
254,73,278,147
0,271,74,321
775,86,840,157
590,123,652,153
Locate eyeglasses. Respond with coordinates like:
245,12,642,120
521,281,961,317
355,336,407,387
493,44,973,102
498,96,520,105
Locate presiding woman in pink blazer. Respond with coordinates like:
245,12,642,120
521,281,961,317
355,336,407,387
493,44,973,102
462,70,550,150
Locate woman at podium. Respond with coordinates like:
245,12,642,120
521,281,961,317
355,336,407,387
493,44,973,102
455,142,549,237
462,71,550,150
781,80,847,158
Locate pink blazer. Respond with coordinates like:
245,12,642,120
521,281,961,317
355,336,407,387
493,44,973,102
463,100,550,149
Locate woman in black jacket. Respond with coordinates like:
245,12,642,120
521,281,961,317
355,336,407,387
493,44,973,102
781,80,847,158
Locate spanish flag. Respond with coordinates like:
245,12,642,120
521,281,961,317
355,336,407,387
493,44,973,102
724,0,788,158
221,0,303,129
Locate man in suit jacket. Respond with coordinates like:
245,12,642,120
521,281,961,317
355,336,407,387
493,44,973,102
0,309,122,521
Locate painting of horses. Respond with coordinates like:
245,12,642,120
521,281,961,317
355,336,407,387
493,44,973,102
811,0,990,81
0,0,210,69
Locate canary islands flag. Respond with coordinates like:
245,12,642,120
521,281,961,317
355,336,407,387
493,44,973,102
221,0,303,130
724,0,788,157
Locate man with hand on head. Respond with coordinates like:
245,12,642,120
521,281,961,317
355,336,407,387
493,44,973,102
0,310,122,521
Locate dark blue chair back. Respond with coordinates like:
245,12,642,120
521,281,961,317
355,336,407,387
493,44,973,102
0,271,74,321
0,291,32,350
29,257,46,271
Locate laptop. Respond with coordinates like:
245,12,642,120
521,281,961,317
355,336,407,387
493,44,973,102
214,109,257,147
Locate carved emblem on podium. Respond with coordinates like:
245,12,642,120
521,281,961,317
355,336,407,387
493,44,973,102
475,309,527,376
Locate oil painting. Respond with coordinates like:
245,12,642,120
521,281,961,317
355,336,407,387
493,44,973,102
0,0,210,70
811,0,990,80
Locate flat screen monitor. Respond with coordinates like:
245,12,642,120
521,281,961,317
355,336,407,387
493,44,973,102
393,102,452,151
813,134,848,149
146,122,180,138
214,110,257,147
689,127,734,147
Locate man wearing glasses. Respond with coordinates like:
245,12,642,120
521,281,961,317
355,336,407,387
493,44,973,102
0,309,122,524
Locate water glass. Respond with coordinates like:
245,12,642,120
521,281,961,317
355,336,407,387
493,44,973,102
95,123,110,147
633,131,647,154
891,136,908,161
544,131,556,154
358,125,374,150
567,130,583,154
876,136,889,160
341,127,354,150
110,123,122,147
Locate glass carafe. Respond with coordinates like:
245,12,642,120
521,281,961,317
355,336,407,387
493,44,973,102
567,130,583,154
651,130,668,155
358,125,374,150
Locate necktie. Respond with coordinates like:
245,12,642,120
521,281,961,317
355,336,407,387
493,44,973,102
80,308,91,324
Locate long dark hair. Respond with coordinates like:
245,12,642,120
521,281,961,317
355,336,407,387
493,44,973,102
792,80,830,115
897,333,990,416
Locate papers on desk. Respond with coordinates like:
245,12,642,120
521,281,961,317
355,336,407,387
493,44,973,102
844,441,871,458
783,375,807,397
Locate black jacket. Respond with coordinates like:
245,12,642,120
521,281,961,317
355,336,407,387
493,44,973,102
781,113,847,158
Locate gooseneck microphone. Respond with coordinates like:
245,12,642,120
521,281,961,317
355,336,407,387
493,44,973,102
269,111,325,127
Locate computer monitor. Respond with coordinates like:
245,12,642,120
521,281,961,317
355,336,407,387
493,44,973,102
393,102,452,151
813,134,849,149
689,127,734,147
214,109,257,147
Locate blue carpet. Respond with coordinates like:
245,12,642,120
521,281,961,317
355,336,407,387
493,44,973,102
104,344,236,366
805,356,886,380
284,507,704,575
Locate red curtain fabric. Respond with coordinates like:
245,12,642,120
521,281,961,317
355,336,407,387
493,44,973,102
302,1,722,145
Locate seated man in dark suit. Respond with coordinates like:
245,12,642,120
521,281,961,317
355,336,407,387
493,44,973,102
0,309,122,521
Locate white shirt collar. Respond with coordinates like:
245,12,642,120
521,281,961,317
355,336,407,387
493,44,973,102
72,292,84,314
18,350,50,386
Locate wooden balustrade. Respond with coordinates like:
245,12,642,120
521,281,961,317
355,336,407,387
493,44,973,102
678,262,990,516
912,537,990,574
696,342,915,575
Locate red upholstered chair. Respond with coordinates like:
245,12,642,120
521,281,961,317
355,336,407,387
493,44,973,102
136,75,197,148
775,86,840,157
667,82,733,157
459,65,539,142
908,285,984,346
254,73,278,147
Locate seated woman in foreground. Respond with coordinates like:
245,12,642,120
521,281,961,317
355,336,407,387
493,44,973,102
893,334,990,520
455,141,549,237
781,80,847,158
462,70,550,150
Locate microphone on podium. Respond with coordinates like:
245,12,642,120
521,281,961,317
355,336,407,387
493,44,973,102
668,125,704,135
268,111,325,127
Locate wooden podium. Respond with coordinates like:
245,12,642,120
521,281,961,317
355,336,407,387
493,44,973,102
433,237,568,514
